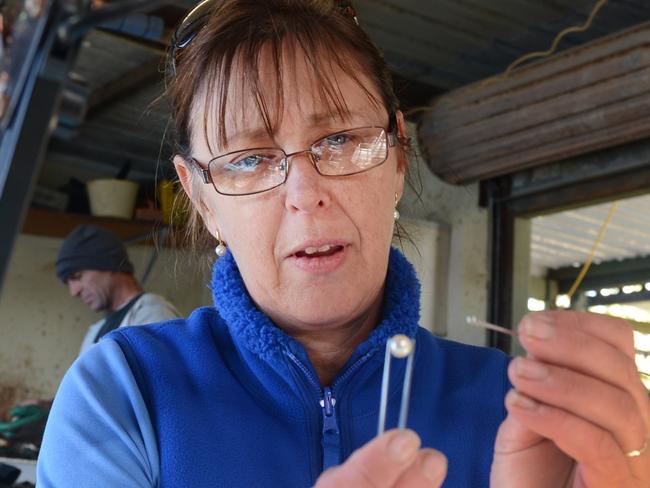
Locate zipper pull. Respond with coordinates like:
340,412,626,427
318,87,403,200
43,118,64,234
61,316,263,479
320,387,340,470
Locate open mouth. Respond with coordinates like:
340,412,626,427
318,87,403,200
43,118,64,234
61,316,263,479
294,244,344,258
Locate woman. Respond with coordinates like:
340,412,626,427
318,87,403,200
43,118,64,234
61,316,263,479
37,1,649,487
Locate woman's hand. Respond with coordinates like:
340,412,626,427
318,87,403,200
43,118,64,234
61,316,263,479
491,311,650,488
314,430,447,488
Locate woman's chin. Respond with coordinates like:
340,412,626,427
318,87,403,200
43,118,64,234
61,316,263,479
288,304,354,327
277,294,376,333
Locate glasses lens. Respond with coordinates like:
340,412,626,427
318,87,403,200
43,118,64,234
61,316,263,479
209,148,287,195
312,127,388,176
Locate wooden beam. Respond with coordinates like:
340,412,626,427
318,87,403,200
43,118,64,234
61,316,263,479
549,255,650,294
21,207,164,241
94,27,170,52
419,21,650,184
507,164,650,218
587,289,650,307
87,57,162,116
47,138,164,177
509,139,650,203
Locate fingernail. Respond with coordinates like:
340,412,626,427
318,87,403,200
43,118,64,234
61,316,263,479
521,317,554,340
421,452,445,482
388,430,420,462
506,389,539,410
515,358,548,380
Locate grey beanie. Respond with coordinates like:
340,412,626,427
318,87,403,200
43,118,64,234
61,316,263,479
55,224,134,282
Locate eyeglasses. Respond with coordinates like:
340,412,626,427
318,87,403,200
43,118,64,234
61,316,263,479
193,125,396,196
169,0,212,75
169,0,359,75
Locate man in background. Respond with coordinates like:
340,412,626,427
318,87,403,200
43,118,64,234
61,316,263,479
55,224,180,355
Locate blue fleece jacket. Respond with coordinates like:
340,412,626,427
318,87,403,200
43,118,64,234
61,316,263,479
37,248,510,487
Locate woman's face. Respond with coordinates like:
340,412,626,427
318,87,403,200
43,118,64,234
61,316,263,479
176,51,405,334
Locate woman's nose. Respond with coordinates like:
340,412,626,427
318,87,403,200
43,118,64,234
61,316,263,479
283,151,330,214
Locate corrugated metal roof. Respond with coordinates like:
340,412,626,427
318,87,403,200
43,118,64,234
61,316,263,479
49,0,650,176
358,0,650,89
531,193,650,276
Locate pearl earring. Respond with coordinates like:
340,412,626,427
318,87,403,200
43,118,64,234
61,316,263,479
393,193,400,221
215,230,227,257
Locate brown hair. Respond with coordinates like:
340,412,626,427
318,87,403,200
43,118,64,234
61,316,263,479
165,0,411,250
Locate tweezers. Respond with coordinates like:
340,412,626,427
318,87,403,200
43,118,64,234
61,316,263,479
377,334,416,435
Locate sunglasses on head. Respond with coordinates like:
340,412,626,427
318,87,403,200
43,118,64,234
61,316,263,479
169,0,359,75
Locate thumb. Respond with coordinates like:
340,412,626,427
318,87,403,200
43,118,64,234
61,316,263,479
315,430,421,487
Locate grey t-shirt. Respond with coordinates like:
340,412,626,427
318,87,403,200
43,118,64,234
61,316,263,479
79,293,180,355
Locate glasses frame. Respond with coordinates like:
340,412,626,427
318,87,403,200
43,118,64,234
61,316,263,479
192,125,397,197
169,0,212,74
169,0,359,75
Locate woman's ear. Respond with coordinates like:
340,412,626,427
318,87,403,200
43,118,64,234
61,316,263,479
173,155,220,237
395,110,408,142
173,155,194,200
393,110,407,197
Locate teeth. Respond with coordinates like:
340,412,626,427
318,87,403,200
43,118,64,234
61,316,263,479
304,245,332,255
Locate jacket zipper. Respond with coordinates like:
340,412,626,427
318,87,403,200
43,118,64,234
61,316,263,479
286,350,375,471
320,387,339,469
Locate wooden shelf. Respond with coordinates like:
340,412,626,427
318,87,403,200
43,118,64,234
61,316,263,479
21,207,168,243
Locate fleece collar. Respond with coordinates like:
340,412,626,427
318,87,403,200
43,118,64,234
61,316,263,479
211,247,421,364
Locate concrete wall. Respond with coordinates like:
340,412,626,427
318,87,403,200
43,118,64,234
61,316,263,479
395,218,450,337
398,123,490,346
0,234,212,409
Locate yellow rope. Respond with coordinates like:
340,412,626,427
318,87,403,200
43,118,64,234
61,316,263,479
566,201,619,299
477,0,609,90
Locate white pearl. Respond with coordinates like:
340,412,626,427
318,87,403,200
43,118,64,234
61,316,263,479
389,334,414,358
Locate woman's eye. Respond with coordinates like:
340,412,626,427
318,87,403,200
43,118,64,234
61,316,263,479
226,155,267,172
324,133,352,147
